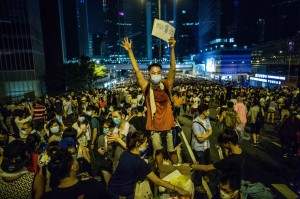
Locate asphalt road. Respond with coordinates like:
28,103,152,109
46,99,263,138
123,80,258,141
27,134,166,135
177,103,300,199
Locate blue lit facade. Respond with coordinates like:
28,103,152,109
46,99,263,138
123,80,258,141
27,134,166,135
195,40,251,81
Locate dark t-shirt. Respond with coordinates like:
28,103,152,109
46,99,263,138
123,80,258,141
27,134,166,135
91,117,100,135
213,150,246,178
42,178,111,199
129,116,147,132
108,150,152,196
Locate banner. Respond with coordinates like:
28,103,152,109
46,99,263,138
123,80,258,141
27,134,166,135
151,18,175,42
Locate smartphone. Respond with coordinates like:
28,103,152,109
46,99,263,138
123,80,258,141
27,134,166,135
58,117,63,123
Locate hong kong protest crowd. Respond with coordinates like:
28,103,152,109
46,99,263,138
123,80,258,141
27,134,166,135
0,37,300,199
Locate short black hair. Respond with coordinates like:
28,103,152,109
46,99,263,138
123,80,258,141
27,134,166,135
198,103,209,114
137,106,144,113
219,172,241,191
217,128,239,145
126,131,147,151
148,63,162,71
47,149,74,179
227,101,234,108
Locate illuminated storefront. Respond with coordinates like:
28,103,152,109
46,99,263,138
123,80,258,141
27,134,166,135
250,74,286,88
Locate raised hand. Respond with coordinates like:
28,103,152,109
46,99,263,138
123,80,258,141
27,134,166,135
121,37,132,51
169,37,176,49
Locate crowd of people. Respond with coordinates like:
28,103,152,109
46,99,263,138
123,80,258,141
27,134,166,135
0,36,299,199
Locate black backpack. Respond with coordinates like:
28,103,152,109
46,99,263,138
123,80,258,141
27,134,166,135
256,106,264,128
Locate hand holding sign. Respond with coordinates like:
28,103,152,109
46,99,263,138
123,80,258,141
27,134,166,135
152,19,176,42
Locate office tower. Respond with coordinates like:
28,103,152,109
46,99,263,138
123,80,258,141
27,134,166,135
0,0,46,100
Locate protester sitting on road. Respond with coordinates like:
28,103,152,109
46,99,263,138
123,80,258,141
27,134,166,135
42,149,111,199
121,37,178,166
191,128,246,179
212,172,242,199
0,140,45,199
108,131,190,199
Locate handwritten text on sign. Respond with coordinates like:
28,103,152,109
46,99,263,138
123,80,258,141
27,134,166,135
151,19,175,42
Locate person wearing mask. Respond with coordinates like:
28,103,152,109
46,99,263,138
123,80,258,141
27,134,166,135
0,140,45,199
95,119,115,185
108,131,190,199
212,172,242,199
107,109,136,170
121,37,178,166
86,105,100,151
41,149,111,199
72,112,91,147
47,119,63,143
191,103,213,194
20,121,37,142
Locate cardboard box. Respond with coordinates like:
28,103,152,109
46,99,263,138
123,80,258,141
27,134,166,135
158,164,194,199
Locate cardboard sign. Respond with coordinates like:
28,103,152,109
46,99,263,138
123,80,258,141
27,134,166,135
151,18,175,42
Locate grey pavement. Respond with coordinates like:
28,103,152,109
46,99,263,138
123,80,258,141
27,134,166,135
177,103,300,199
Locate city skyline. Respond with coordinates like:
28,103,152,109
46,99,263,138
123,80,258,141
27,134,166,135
0,0,300,99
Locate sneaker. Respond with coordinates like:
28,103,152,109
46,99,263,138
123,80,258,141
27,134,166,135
252,143,258,147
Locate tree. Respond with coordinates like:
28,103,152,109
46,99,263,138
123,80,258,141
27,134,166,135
64,56,107,91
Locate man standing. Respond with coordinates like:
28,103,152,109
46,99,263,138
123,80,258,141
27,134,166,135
121,37,177,166
33,98,46,132
191,103,213,193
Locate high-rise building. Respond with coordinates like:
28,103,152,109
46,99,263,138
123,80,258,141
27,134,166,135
59,0,90,60
0,0,46,101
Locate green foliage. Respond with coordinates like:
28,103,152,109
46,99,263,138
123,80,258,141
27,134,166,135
64,56,107,91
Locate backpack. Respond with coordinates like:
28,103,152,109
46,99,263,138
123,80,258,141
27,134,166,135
255,107,264,127
240,180,273,199
224,110,238,128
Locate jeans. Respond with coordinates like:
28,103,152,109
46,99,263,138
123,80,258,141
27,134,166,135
193,149,212,186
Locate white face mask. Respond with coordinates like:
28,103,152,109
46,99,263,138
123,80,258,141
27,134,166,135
50,126,60,134
86,111,92,116
78,117,85,123
20,130,28,138
219,189,239,199
151,75,162,85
